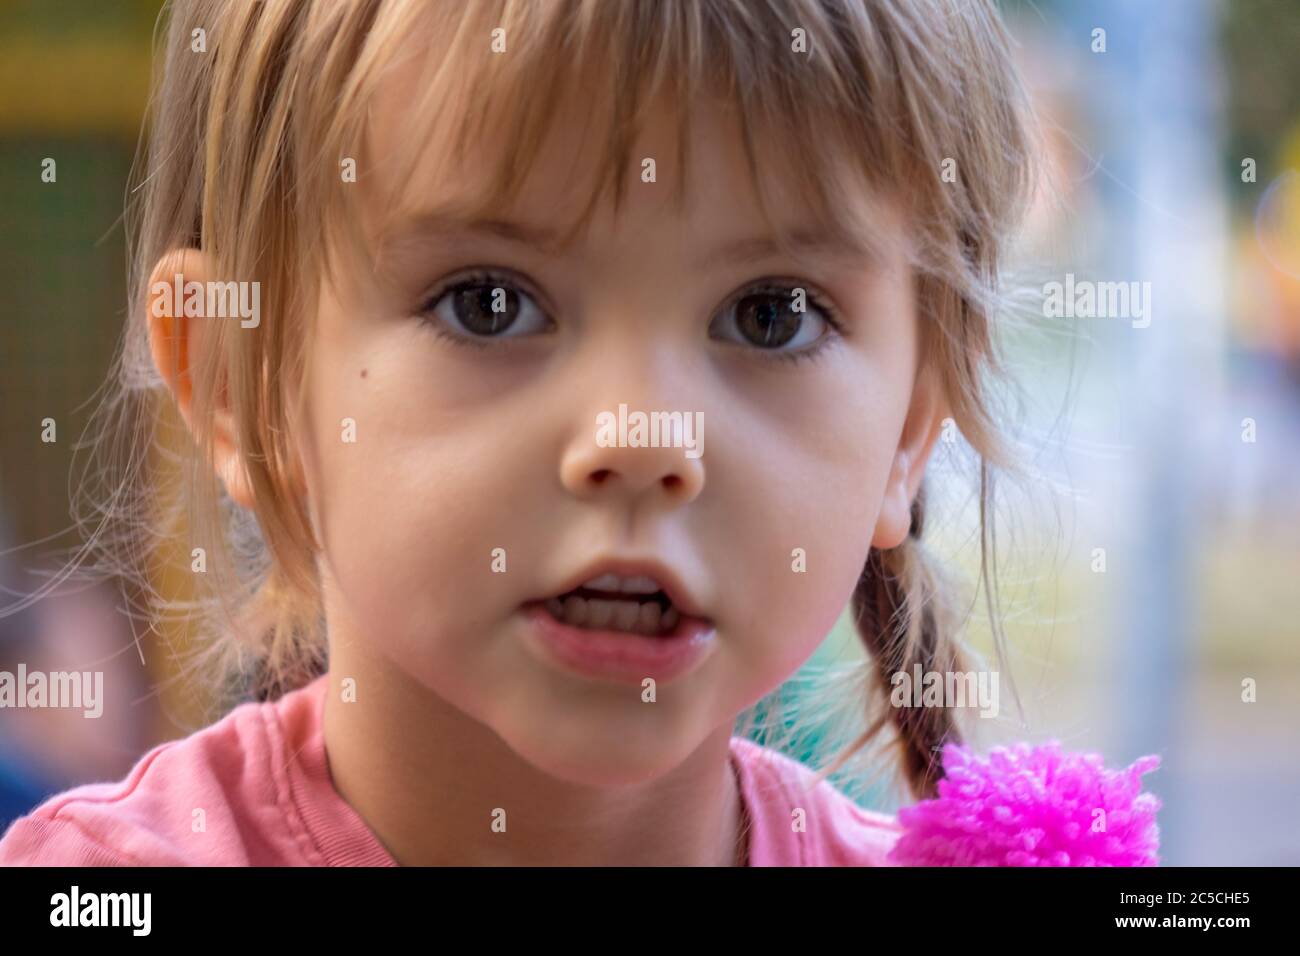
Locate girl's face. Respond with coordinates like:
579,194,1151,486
294,72,946,786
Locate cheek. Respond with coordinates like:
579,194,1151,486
691,395,894,697
718,437,891,683
296,319,547,680
709,356,911,680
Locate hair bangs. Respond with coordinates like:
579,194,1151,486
329,0,906,275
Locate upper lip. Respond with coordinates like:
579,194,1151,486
540,556,710,620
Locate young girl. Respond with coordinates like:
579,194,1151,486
1,0,1032,866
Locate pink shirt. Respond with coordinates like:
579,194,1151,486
0,674,900,866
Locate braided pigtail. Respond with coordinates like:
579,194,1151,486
850,485,968,799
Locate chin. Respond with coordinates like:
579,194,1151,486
496,712,698,788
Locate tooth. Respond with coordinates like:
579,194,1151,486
636,601,662,634
619,575,661,594
586,599,616,628
661,606,679,632
562,594,588,626
582,573,622,591
546,597,564,618
613,600,640,631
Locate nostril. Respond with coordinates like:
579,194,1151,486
590,468,612,484
663,474,682,491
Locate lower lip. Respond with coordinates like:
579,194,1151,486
519,601,717,686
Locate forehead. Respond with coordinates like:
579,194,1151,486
359,21,900,270
370,61,725,229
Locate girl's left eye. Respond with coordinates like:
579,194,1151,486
418,271,551,344
708,282,842,358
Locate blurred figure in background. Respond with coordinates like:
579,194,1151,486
0,512,154,831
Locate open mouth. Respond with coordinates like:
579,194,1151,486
543,573,681,637
522,566,718,684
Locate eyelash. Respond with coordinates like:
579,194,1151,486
416,270,846,363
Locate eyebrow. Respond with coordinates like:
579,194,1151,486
380,208,882,268
702,227,882,269
377,210,564,257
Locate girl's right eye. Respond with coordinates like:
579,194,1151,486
419,271,552,344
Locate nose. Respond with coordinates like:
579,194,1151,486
559,412,706,508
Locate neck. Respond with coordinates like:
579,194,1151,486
321,646,745,866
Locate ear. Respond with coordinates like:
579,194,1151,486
871,362,949,550
145,248,256,510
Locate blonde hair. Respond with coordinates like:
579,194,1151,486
72,0,1034,798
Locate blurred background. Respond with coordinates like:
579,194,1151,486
0,0,1297,863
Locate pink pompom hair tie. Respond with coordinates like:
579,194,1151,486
888,740,1162,866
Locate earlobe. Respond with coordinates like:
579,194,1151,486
221,452,258,511
871,450,914,550
145,248,257,510
871,365,949,550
